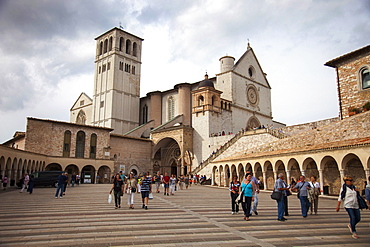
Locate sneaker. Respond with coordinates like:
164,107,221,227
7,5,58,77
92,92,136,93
55,197,58,199
348,224,352,233
352,233,359,239
145,206,148,210
254,211,258,215
60,196,63,198
142,204,145,208
231,212,235,215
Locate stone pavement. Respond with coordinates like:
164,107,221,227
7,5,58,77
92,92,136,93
0,184,369,247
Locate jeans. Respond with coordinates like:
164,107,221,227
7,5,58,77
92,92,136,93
251,192,258,213
277,195,285,219
299,196,311,217
345,208,361,233
242,196,252,217
55,184,65,197
230,192,239,213
114,190,121,207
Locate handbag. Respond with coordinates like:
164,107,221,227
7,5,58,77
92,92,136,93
131,187,136,193
149,192,153,200
235,186,245,204
357,192,368,210
271,190,282,200
108,194,112,204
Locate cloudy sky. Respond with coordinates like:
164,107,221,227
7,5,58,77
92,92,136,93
0,0,369,143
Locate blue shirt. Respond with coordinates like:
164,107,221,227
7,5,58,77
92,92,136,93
274,178,288,196
241,181,253,197
294,181,311,197
57,175,68,185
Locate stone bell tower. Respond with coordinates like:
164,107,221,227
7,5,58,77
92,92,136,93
92,27,143,135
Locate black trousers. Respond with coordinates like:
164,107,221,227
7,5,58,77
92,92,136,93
114,190,121,207
242,196,252,217
230,192,239,212
284,195,289,215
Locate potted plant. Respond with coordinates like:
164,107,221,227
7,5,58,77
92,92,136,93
348,107,361,116
363,101,370,111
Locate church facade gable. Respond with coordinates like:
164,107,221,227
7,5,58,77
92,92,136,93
70,92,93,125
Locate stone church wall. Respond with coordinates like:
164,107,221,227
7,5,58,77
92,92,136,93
109,134,152,175
337,52,370,118
281,117,339,137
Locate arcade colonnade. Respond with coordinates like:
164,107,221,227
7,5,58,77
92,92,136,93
211,146,370,195
0,146,114,188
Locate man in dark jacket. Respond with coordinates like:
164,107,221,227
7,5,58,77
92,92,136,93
55,173,68,198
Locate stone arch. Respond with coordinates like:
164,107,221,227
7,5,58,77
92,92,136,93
245,163,252,173
76,110,86,125
237,163,244,182
302,157,319,180
128,164,140,176
65,164,79,176
275,160,286,178
212,166,218,186
81,165,96,184
321,156,340,195
0,156,5,171
246,116,260,129
219,165,224,187
45,163,62,171
342,153,365,189
254,162,263,189
126,39,131,54
152,137,181,175
224,164,231,187
264,161,274,190
287,158,300,184
230,164,237,178
97,165,112,184
133,42,138,56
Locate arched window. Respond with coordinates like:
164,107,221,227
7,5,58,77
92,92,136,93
90,134,97,159
211,96,216,105
133,42,138,56
99,41,103,55
198,95,204,106
76,110,86,125
108,36,113,51
168,96,175,120
75,131,85,158
63,131,71,157
142,104,148,124
119,37,124,51
361,67,370,89
103,39,108,53
126,39,131,54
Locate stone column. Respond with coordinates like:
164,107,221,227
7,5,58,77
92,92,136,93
274,171,278,181
365,169,370,180
262,171,267,190
319,169,324,193
286,170,291,185
95,171,98,184
301,170,306,177
14,170,18,186
339,169,345,182
8,170,12,187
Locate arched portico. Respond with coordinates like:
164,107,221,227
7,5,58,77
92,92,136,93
46,163,62,171
81,165,95,184
152,137,181,176
342,153,365,188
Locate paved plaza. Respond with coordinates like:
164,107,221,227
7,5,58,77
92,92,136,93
0,184,369,247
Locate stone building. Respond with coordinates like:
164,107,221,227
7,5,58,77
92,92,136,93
1,27,368,193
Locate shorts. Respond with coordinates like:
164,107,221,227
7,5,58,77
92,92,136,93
141,191,149,198
164,184,169,188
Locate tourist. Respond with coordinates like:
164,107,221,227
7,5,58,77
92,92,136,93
336,175,361,239
274,173,290,221
179,175,185,190
109,173,124,209
184,174,189,189
76,174,80,185
162,172,170,196
63,172,68,195
241,173,255,221
154,171,161,193
229,175,240,214
27,174,35,194
246,171,260,215
119,171,126,183
2,175,8,190
126,173,137,209
309,176,321,215
140,172,152,210
169,174,177,195
293,175,312,218
366,176,370,208
71,173,76,187
55,173,68,198
20,173,29,193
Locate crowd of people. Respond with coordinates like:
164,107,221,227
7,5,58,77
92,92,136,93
230,172,370,239
108,172,207,210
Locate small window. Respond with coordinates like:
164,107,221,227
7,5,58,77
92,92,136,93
99,66,101,74
198,96,204,106
132,66,136,75
90,134,97,159
361,67,370,89
100,101,104,108
133,42,138,56
119,37,124,51
80,100,84,106
109,37,113,51
103,39,108,53
126,39,131,54
99,42,103,55
248,66,255,78
107,62,110,70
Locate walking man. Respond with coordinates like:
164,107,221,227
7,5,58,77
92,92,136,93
55,173,68,198
140,172,152,210
293,175,312,217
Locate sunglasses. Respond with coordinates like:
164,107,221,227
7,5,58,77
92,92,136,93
345,179,353,182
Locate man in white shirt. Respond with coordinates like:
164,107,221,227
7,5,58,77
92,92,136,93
20,173,29,193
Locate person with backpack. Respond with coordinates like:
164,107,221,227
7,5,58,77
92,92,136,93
293,175,312,218
336,175,362,239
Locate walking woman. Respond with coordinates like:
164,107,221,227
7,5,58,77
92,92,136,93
309,176,321,215
229,176,240,214
241,173,255,221
126,173,138,209
336,175,361,239
109,173,124,209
